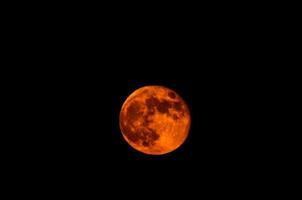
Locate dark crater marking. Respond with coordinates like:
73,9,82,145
122,100,160,146
168,92,176,99
173,101,183,111
126,101,143,123
145,96,172,115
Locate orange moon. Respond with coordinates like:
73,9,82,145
119,85,191,155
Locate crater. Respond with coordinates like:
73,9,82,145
145,96,160,109
172,114,179,120
121,124,140,143
127,101,143,122
139,127,160,147
157,100,171,114
173,101,183,111
168,92,176,99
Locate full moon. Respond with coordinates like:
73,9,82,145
119,85,191,155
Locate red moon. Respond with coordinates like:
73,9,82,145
119,85,191,155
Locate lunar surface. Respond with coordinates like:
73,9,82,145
119,85,191,155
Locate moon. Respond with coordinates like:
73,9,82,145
119,85,191,155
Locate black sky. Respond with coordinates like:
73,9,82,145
31,56,257,174
11,10,274,189
3,3,284,196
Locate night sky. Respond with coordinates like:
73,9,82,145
34,61,253,171
13,13,270,190
6,4,278,196
21,48,260,180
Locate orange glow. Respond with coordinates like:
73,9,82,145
119,86,191,155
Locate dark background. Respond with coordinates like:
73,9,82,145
21,47,262,180
6,5,279,194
